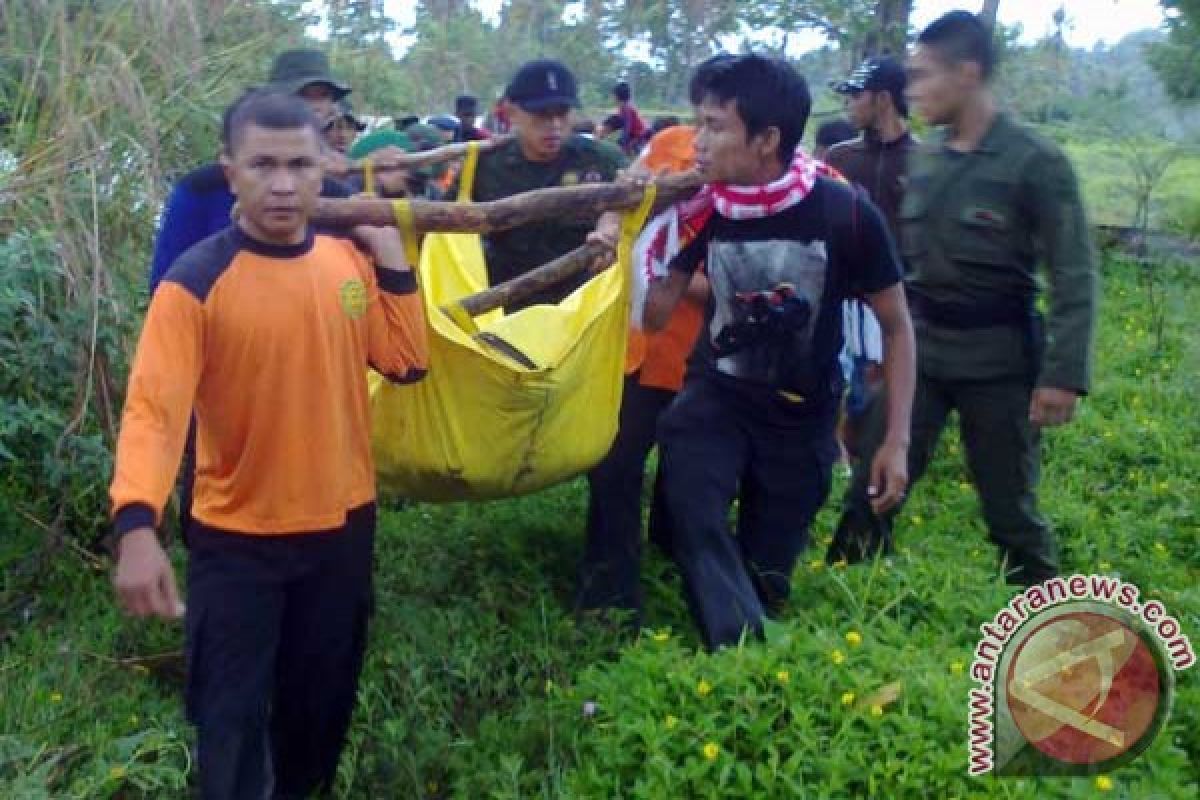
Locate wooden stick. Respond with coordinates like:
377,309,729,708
312,172,703,234
343,135,514,174
449,241,609,318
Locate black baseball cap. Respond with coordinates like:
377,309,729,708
832,56,908,115
505,59,580,112
833,57,906,95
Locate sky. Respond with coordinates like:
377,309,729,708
374,0,1166,55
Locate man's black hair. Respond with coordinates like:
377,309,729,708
221,90,320,154
688,53,812,162
917,10,995,80
613,81,632,103
651,115,681,135
815,118,857,150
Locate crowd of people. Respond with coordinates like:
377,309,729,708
107,9,1096,798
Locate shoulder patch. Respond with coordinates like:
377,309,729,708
162,227,240,303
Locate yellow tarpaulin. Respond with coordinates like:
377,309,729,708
369,146,654,501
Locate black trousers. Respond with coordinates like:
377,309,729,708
577,375,678,615
184,504,376,800
657,378,837,650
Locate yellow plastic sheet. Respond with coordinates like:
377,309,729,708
369,152,655,501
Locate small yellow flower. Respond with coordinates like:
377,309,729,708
109,766,126,781
1098,561,1112,572
1103,430,1114,439
910,514,924,526
830,649,846,665
841,691,856,706
664,714,678,730
544,679,555,694
128,714,139,726
958,481,971,491
809,558,824,572
652,629,670,643
776,670,790,685
696,679,713,697
49,692,62,704
703,742,720,761
844,630,863,648
132,665,150,676
833,558,848,570
1094,775,1114,792
870,704,884,717
950,661,965,676
1154,542,1167,554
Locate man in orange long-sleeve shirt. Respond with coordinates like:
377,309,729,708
109,91,428,799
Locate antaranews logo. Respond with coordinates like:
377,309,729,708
967,574,1194,776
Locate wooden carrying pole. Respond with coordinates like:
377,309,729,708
311,173,704,319
311,172,702,235
341,135,513,175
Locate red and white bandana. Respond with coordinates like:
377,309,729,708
632,149,839,326
677,148,832,230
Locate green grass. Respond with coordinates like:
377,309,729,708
1,257,1197,798
1061,139,1200,232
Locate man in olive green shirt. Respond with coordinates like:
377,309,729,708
460,59,627,310
828,11,1096,585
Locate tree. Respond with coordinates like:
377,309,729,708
980,0,1001,32
1146,0,1200,104
326,0,394,48
866,0,912,57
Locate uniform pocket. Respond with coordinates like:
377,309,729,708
949,177,1018,266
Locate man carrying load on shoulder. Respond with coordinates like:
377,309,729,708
455,59,627,311
643,54,916,649
110,91,428,799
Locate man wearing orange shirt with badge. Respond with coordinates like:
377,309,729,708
110,91,427,799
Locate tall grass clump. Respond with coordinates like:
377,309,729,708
0,0,311,560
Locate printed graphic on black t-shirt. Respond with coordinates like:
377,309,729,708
706,238,827,388
669,178,902,410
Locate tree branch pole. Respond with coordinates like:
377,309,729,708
341,135,514,175
453,241,609,318
310,172,704,235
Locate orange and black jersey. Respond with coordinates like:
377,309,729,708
110,226,428,536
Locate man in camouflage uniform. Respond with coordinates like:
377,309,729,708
460,59,627,310
829,11,1096,586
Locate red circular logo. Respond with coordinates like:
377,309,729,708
1005,611,1161,765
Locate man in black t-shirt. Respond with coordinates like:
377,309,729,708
643,54,916,650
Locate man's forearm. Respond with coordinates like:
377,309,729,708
880,324,916,446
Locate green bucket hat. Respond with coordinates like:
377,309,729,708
348,130,415,161
268,49,351,100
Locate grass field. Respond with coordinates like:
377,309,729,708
0,256,1196,798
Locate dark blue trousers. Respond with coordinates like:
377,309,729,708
184,504,375,799
658,378,837,649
